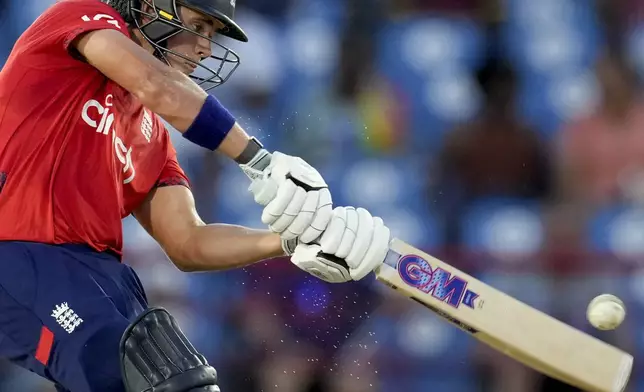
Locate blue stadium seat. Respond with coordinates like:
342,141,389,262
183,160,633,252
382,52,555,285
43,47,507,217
277,0,345,99
502,0,603,138
338,156,427,210
587,205,644,262
375,15,485,151
519,69,600,138
337,156,443,248
504,0,601,71
377,15,485,80
460,198,545,261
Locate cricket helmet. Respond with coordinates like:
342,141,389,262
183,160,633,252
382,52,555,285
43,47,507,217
104,0,248,90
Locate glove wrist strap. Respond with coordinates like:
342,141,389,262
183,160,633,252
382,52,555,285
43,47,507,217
282,238,298,256
238,138,272,181
234,137,264,164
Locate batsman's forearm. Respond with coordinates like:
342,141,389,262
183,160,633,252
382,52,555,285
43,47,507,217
139,67,207,131
143,70,254,160
77,30,254,160
174,224,285,272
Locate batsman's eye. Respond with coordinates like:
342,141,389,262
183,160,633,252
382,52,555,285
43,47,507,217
191,22,213,39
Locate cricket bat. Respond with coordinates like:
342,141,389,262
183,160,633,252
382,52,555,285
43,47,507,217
374,238,633,392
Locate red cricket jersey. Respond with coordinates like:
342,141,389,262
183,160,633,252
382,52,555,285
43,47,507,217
0,0,190,256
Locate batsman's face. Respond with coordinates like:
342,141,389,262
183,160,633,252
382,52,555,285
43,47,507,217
165,7,223,75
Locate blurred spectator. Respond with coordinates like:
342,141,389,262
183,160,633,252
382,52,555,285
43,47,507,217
596,0,644,34
555,51,644,207
335,0,381,102
433,53,552,243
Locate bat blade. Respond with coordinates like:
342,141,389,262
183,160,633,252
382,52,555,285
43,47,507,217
374,238,633,392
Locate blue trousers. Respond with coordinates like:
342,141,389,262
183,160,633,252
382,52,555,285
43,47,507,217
0,241,148,392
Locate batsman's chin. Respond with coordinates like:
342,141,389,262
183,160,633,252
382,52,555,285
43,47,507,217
169,60,197,75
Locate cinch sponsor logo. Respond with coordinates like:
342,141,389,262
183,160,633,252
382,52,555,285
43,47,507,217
398,254,479,309
81,94,136,184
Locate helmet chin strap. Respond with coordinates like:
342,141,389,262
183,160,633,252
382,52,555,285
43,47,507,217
154,39,169,62
154,48,168,63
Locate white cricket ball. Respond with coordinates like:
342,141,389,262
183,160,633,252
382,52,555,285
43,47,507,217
586,294,626,331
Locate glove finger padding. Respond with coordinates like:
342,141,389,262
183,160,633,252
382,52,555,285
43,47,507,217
290,244,352,283
319,206,348,254
269,186,307,234
335,207,358,259
300,188,333,243
345,208,374,269
280,191,319,240
261,180,297,225
350,217,391,281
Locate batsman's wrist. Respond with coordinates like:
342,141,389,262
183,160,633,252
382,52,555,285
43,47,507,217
264,233,287,258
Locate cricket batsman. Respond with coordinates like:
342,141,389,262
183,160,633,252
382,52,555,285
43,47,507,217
0,0,392,391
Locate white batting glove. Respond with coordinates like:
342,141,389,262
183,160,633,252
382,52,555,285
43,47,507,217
240,150,333,243
283,206,391,283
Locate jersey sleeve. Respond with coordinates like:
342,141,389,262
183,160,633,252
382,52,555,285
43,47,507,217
156,140,191,189
31,0,129,54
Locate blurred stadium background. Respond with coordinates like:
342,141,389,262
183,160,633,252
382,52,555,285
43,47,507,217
2,0,644,391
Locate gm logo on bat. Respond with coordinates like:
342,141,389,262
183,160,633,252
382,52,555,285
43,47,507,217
398,255,479,309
